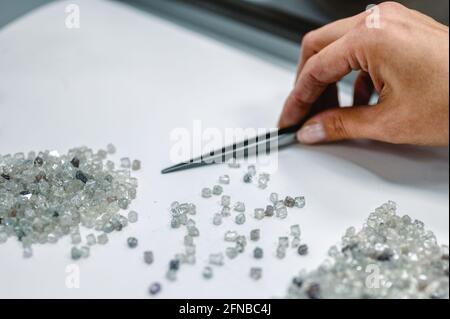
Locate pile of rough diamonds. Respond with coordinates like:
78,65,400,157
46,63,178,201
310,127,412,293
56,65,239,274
0,146,139,258
287,201,449,299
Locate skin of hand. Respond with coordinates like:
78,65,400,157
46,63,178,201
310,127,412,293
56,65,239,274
279,2,449,146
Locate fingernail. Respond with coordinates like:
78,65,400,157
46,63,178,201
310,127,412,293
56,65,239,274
297,123,327,144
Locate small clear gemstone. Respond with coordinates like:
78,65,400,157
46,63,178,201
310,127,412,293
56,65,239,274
212,185,223,195
235,213,246,225
127,237,138,248
184,235,194,246
228,160,240,168
213,213,223,226
236,235,247,253
247,165,257,176
265,205,274,217
284,196,295,208
203,266,213,279
234,202,245,212
171,201,179,210
128,211,138,223
187,226,200,237
144,251,154,264
294,196,306,208
169,259,180,271
257,173,270,189
71,233,82,244
97,233,108,245
71,247,83,260
250,267,262,280
243,173,253,183
276,246,286,259
270,193,279,204
106,143,116,154
250,229,260,241
254,247,264,259
131,160,141,171
290,225,301,237
221,195,231,207
201,188,212,198
297,244,309,256
166,270,177,281
185,245,196,255
279,237,289,248
86,234,96,246
254,208,265,220
118,198,129,210
276,207,288,219
149,282,162,295
187,203,197,215
171,218,181,229
291,237,301,248
120,157,131,168
209,253,224,266
221,206,231,217
224,231,239,242
226,247,239,259
219,175,230,185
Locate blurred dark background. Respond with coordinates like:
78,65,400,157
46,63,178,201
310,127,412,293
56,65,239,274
1,0,448,30
0,0,448,64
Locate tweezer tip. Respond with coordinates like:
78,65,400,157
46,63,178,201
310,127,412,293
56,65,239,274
161,167,175,174
161,162,188,174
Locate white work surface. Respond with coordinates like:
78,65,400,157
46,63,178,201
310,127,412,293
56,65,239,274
0,0,448,299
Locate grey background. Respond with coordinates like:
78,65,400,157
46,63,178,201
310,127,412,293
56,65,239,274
0,0,55,29
1,0,447,30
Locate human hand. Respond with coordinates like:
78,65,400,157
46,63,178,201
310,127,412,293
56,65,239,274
279,2,449,146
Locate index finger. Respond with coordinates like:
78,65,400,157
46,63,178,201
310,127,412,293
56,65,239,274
279,34,364,128
296,13,365,81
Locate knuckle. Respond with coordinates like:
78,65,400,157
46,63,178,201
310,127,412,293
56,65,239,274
329,113,350,139
305,54,325,84
301,31,317,49
378,1,407,12
290,88,310,107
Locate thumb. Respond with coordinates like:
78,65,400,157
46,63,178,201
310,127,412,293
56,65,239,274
297,106,378,144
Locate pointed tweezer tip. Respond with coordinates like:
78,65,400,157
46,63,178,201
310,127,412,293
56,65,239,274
161,165,183,174
161,161,214,174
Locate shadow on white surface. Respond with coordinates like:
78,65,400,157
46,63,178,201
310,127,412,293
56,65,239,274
291,141,449,195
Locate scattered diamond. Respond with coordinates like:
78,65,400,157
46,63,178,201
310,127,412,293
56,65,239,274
235,213,246,225
202,266,213,279
127,237,138,248
297,244,309,256
234,202,245,212
254,247,264,259
224,231,239,242
201,188,212,198
250,267,262,280
209,253,224,266
149,282,162,295
250,229,260,241
144,251,154,265
294,196,306,208
219,175,230,185
131,160,141,171
254,208,265,220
